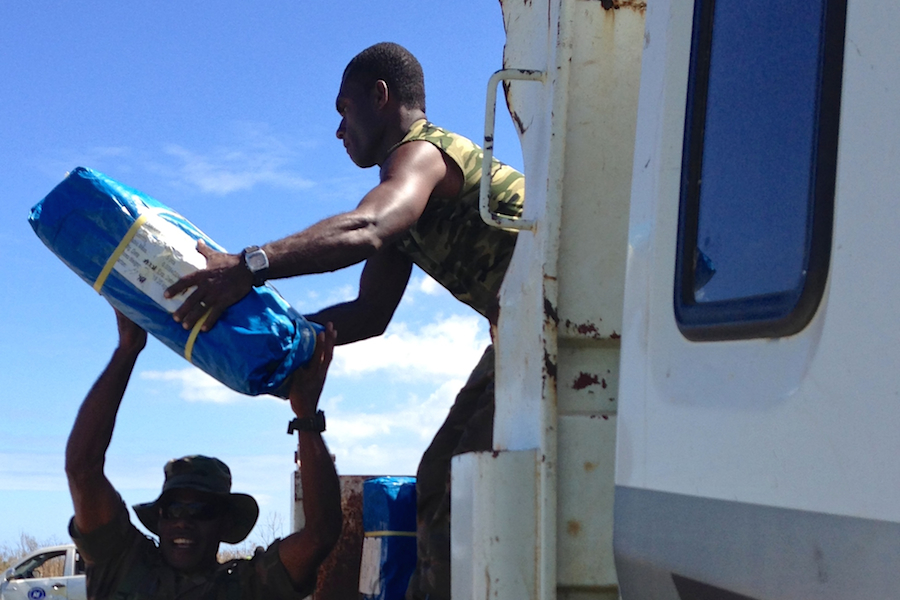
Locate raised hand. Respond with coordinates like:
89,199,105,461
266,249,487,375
289,323,337,419
114,308,147,356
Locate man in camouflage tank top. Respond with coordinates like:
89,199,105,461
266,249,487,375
166,42,524,600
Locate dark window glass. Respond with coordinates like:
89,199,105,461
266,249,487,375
675,0,847,340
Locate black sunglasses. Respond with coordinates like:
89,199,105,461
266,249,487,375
158,501,223,521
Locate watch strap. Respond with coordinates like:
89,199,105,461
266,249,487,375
287,410,326,434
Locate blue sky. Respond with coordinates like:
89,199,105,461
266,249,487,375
0,1,522,549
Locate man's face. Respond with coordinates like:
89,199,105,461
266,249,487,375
335,74,384,168
157,489,229,574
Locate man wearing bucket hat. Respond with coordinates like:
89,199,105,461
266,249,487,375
65,310,342,599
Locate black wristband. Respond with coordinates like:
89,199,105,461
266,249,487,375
287,410,326,434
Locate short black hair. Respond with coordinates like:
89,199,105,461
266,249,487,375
344,42,426,112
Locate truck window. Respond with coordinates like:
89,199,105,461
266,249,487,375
12,551,67,579
675,0,847,340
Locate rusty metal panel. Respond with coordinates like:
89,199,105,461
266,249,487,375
557,415,617,586
470,0,645,598
293,473,375,600
555,0,644,341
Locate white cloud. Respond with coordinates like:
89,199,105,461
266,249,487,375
397,274,454,309
45,124,318,197
162,124,314,195
292,284,357,312
139,368,250,403
324,379,459,443
165,147,312,195
332,314,489,380
332,444,420,477
221,455,296,500
322,378,462,475
412,274,443,296
134,313,487,403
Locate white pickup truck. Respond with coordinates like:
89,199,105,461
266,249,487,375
1,545,85,600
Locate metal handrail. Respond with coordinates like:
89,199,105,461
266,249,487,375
480,68,545,232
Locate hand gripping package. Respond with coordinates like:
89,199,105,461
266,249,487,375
29,167,320,397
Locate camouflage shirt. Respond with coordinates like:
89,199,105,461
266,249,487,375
69,501,308,600
389,120,525,318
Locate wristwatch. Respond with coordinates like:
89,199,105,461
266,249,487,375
242,246,269,287
287,410,326,434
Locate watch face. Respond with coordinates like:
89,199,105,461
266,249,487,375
246,250,268,271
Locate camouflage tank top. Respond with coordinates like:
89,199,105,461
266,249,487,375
389,120,525,318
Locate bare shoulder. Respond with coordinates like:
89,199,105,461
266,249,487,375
382,140,444,174
381,140,462,198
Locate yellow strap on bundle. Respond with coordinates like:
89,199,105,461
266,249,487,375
93,213,149,293
184,310,211,363
93,211,209,364
364,531,417,538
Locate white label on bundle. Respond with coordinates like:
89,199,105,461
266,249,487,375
358,537,383,596
113,212,207,313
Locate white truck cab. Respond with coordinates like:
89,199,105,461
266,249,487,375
1,545,86,600
453,0,900,598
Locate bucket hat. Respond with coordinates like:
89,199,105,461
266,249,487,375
133,455,259,544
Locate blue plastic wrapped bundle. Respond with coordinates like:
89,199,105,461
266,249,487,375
28,167,320,397
359,477,417,600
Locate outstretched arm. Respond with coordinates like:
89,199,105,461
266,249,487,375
278,323,343,590
306,245,413,345
66,309,147,537
165,140,452,331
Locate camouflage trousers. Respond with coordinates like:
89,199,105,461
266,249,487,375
405,346,495,600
